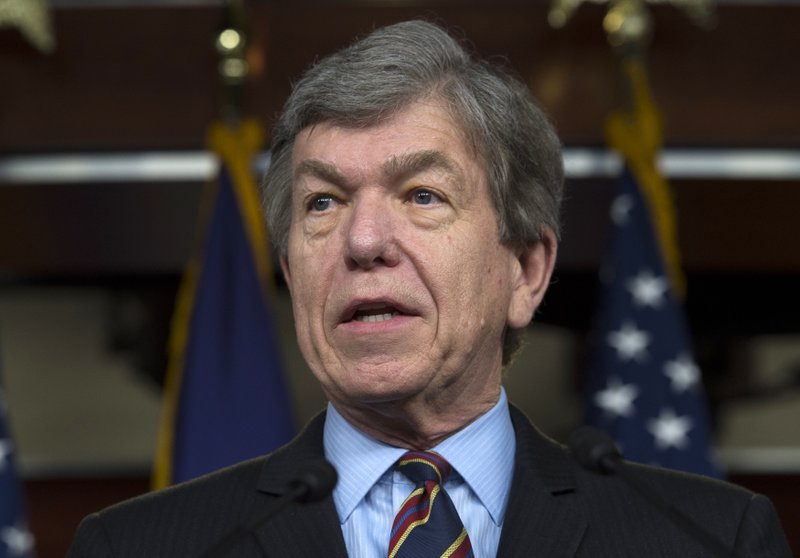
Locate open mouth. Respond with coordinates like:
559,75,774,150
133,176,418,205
353,307,400,323
343,302,407,324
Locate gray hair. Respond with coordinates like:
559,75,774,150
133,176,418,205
262,20,564,363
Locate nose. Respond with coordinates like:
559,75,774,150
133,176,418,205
345,195,400,270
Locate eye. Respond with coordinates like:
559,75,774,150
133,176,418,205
309,194,334,212
410,188,441,206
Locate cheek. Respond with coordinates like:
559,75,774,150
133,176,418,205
292,270,328,325
433,235,509,319
468,239,516,317
288,229,330,286
286,250,324,322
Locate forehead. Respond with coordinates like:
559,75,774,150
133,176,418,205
291,100,479,181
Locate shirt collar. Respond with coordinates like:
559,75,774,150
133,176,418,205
433,388,516,526
324,403,406,523
323,387,516,526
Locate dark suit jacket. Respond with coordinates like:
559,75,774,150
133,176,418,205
68,406,792,557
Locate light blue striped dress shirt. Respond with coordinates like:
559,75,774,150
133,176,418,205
323,388,516,557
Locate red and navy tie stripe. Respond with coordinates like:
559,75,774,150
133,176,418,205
388,451,473,558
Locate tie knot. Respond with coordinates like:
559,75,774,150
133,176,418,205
396,451,452,485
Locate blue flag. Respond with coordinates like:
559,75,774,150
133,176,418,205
0,368,35,557
155,154,295,486
584,167,719,477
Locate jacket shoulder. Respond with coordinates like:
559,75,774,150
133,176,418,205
572,461,792,556
507,406,791,556
69,457,269,557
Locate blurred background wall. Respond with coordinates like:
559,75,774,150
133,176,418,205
0,1,799,556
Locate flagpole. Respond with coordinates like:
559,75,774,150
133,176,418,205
154,0,293,489
215,0,249,128
554,0,722,477
602,0,686,298
549,0,716,299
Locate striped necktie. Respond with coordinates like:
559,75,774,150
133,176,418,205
388,451,473,558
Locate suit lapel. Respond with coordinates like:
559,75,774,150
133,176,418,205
252,499,346,558
250,412,349,558
497,406,587,558
243,406,587,557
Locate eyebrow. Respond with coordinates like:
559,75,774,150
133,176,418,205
382,150,463,187
294,159,349,188
293,149,464,190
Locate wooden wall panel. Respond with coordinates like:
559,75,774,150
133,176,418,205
0,5,799,301
1,4,798,150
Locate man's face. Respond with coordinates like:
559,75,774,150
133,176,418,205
282,100,544,415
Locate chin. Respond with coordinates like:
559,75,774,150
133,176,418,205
338,373,430,406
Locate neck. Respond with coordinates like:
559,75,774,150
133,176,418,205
331,389,501,450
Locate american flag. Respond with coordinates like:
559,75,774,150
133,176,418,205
0,370,35,558
583,167,719,477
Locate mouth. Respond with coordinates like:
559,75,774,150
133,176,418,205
353,307,400,323
341,301,410,324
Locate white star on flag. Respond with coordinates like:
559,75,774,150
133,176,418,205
607,321,651,362
0,439,12,472
593,377,639,417
1,523,35,556
647,409,693,450
663,354,700,393
626,269,669,308
610,194,634,226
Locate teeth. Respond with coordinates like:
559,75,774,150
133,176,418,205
355,312,397,323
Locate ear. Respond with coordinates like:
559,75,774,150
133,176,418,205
279,254,293,294
507,228,558,329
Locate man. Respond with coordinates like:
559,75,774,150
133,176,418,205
69,20,791,557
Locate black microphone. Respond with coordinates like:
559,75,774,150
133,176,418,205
568,426,736,558
569,425,624,474
283,459,339,504
201,459,337,558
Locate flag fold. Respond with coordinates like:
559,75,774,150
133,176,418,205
1,369,35,558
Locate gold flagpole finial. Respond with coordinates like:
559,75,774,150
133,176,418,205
603,0,653,49
549,0,715,48
215,0,250,126
0,0,55,53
